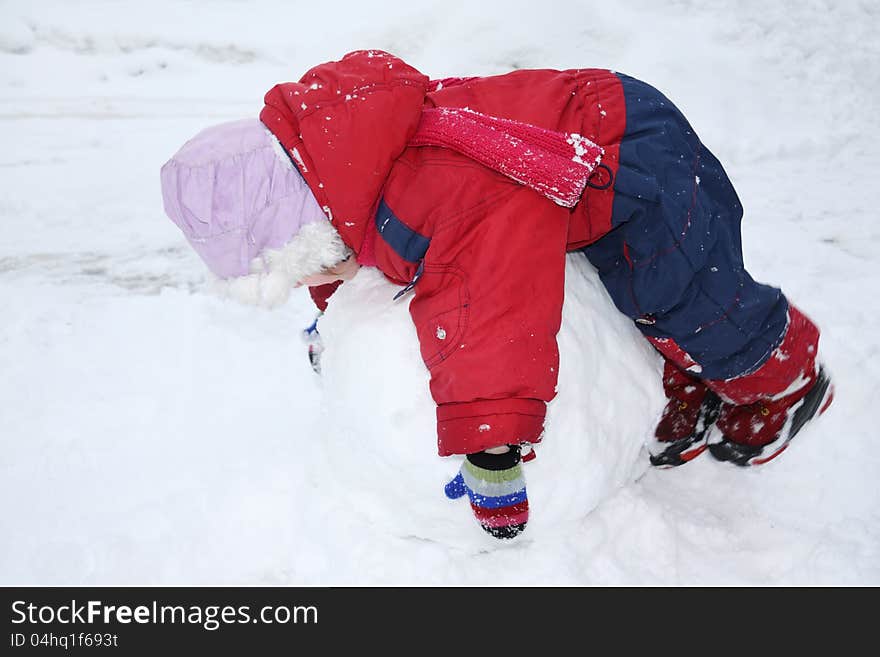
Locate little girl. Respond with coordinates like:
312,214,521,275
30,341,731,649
161,50,833,540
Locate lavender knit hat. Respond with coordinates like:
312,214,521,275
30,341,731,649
160,118,349,307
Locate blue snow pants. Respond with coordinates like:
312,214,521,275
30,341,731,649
581,73,789,381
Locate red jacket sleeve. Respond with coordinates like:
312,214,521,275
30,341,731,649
404,184,570,456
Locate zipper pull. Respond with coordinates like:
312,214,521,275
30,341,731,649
302,312,322,339
393,260,425,300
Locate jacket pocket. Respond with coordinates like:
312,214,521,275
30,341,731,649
408,264,470,370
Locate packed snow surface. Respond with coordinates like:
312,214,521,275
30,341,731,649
1,0,878,584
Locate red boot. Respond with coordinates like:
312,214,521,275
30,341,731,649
706,306,834,466
648,361,721,468
708,366,833,466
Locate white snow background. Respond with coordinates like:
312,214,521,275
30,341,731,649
1,0,878,585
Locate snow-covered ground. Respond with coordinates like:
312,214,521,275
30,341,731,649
1,0,878,585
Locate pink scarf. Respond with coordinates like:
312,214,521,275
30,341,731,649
409,107,604,208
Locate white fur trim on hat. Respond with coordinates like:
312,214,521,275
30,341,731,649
211,220,352,309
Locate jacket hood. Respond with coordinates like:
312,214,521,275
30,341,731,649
260,50,429,255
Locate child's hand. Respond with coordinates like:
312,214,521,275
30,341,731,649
444,445,528,539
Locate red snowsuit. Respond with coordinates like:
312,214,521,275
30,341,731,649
260,50,820,456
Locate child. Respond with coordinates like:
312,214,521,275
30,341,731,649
160,50,834,540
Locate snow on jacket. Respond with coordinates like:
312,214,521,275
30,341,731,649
260,50,628,456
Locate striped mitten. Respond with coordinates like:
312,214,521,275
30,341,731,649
444,446,528,539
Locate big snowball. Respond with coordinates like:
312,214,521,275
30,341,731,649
315,254,665,548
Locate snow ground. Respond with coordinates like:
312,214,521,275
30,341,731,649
1,0,878,585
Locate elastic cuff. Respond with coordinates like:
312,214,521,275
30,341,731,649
706,305,820,405
437,398,546,456
466,445,521,470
